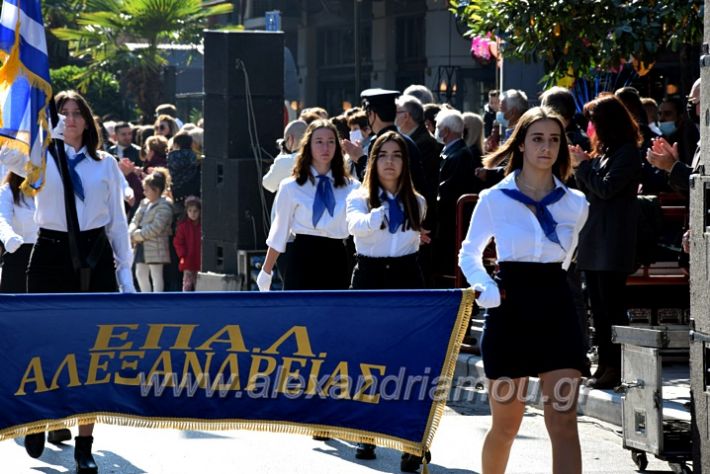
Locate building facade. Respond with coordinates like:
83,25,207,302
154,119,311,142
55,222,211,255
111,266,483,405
240,0,496,115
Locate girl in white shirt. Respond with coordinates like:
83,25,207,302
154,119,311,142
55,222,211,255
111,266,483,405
346,131,429,469
0,172,38,292
5,90,135,474
458,107,589,474
258,120,359,291
346,131,426,289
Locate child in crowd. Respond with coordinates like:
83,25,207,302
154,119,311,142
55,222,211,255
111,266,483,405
173,196,202,291
167,132,201,213
129,168,173,292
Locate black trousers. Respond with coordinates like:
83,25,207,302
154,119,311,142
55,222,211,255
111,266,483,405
585,270,629,370
27,228,118,293
284,234,349,290
0,243,33,293
350,253,424,290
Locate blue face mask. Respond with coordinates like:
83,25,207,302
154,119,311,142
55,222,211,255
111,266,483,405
658,121,677,137
496,110,509,128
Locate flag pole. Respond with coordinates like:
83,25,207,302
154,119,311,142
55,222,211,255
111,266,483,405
47,98,88,290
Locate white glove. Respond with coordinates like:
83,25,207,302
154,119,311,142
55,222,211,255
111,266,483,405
116,267,136,293
256,269,273,292
4,235,23,253
370,206,386,229
473,282,501,308
51,114,65,140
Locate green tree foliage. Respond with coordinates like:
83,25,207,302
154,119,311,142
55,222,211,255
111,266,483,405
52,0,232,121
452,0,703,84
50,65,134,119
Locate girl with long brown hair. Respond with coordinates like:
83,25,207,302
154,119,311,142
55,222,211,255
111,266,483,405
460,106,589,474
345,131,428,468
257,119,359,291
1,89,135,473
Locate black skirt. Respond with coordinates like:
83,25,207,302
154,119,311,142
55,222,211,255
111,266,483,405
284,234,349,290
0,243,33,293
27,227,118,293
481,261,589,379
351,253,424,290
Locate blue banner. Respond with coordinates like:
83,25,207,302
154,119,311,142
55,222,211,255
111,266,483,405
0,290,473,456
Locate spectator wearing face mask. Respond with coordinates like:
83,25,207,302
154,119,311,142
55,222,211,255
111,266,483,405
646,78,702,196
657,95,699,166
497,89,529,142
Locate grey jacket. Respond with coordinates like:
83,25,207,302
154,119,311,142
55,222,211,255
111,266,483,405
129,197,173,264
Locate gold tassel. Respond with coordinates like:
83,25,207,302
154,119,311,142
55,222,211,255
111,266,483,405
421,449,430,474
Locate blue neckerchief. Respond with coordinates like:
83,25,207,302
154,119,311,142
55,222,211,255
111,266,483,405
312,174,335,227
381,192,404,233
500,186,566,244
68,152,87,201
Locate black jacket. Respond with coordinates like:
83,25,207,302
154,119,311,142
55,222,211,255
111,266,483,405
108,143,141,166
575,142,641,273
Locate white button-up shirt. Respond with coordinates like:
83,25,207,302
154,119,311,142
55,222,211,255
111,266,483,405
0,182,38,247
346,188,426,258
0,144,134,291
266,168,360,253
458,171,589,308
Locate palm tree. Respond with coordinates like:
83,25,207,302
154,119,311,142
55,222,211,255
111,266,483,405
53,0,233,121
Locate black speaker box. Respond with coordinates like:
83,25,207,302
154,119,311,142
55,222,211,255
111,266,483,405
203,94,283,158
202,238,240,275
204,30,284,97
200,157,269,274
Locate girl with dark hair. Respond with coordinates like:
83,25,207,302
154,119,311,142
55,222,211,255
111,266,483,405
459,106,589,474
0,89,135,473
570,95,642,390
346,131,427,469
0,171,37,292
129,168,173,292
257,119,359,291
347,131,426,290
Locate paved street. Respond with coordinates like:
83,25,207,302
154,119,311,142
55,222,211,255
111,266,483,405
0,394,679,473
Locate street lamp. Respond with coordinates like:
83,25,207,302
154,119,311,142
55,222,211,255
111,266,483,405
437,65,459,103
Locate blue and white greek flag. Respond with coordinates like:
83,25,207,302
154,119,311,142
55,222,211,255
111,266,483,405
0,0,52,194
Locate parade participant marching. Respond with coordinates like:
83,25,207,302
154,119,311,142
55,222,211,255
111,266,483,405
459,107,589,474
345,130,428,471
0,171,37,292
1,90,135,474
257,119,359,292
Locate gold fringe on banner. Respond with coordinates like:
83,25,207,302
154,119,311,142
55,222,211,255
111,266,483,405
1,413,425,455
0,289,476,459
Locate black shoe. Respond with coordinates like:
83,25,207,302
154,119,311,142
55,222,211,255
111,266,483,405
47,428,72,444
400,450,431,473
586,367,621,390
355,443,376,460
74,436,98,474
24,432,45,459
590,364,606,380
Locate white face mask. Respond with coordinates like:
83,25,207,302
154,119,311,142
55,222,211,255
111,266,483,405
434,127,445,144
349,129,363,144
